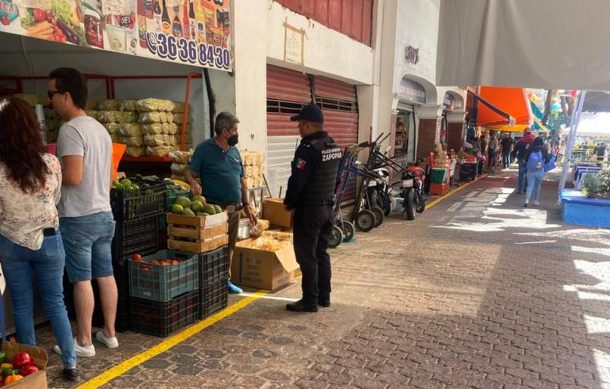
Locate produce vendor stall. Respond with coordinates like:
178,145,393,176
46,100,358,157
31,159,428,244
0,0,243,336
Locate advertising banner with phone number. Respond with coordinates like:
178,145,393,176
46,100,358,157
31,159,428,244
0,0,231,71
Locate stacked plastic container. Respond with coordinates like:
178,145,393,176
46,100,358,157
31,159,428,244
198,245,229,319
109,179,168,331
128,250,200,337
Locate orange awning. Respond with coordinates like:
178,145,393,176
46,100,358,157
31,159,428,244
476,87,532,131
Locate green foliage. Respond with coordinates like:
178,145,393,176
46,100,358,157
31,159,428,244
598,168,610,198
582,174,601,198
583,168,610,199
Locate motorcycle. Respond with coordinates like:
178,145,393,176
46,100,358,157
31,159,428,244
400,164,426,220
367,166,392,217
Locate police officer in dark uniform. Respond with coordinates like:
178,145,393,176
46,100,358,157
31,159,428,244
284,103,342,313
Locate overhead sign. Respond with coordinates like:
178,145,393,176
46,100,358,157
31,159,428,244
283,21,304,66
0,0,232,71
405,45,419,64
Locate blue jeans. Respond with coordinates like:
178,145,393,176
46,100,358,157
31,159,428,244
0,233,76,368
525,170,544,203
60,212,115,283
502,152,511,168
488,149,496,168
518,160,528,192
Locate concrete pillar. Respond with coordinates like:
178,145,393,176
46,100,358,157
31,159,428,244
416,104,442,160
445,110,467,153
232,0,267,153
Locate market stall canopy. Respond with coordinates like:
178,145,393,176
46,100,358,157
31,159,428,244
568,112,610,138
436,0,610,90
582,92,610,113
532,117,550,133
0,34,204,77
475,86,531,132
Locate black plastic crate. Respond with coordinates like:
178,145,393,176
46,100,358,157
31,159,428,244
111,181,167,222
199,245,229,288
200,278,228,319
63,261,131,332
112,215,160,264
130,291,199,337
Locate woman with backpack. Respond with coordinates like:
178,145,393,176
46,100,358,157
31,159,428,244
523,136,550,207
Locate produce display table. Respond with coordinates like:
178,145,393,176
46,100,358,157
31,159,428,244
429,169,451,196
572,164,602,190
459,162,478,181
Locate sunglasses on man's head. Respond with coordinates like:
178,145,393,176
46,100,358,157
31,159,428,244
47,90,64,99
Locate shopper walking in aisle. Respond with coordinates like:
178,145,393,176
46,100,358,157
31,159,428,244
523,137,550,207
595,142,607,163
512,128,536,193
186,112,257,295
478,134,487,174
500,132,514,168
0,98,79,381
48,68,119,358
284,103,342,312
488,132,498,169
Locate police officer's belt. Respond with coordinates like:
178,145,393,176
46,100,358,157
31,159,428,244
301,199,335,206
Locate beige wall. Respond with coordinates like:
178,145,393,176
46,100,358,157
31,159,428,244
233,0,378,154
232,0,268,153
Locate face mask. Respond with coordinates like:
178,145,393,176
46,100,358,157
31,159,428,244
228,134,239,146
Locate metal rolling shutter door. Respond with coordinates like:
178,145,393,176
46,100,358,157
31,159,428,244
266,65,312,198
314,75,359,202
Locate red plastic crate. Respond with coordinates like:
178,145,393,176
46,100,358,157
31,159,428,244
429,182,450,196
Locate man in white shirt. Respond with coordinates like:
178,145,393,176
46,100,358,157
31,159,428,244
48,67,119,357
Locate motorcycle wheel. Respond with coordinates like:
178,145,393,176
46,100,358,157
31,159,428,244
382,192,392,216
371,206,384,227
341,221,355,242
328,225,343,248
404,190,416,220
369,190,383,210
415,191,426,213
355,209,376,232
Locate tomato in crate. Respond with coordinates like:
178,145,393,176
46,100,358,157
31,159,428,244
128,250,198,302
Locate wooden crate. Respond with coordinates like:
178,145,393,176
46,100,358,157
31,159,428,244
168,234,229,253
166,212,227,228
168,223,228,241
166,212,229,253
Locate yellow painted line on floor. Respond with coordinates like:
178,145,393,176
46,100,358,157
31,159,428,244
425,174,487,210
77,291,268,389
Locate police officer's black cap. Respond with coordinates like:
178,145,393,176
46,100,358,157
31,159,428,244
290,103,324,123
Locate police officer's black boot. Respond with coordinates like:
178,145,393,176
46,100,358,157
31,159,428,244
286,299,318,312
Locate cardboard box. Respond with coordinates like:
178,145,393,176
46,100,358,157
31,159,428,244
231,239,300,290
2,342,48,388
263,198,293,228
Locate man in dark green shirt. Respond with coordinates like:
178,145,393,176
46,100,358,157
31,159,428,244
186,112,256,294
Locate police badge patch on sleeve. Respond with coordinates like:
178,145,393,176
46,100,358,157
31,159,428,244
296,158,307,170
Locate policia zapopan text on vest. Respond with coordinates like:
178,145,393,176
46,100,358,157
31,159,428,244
298,137,342,206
